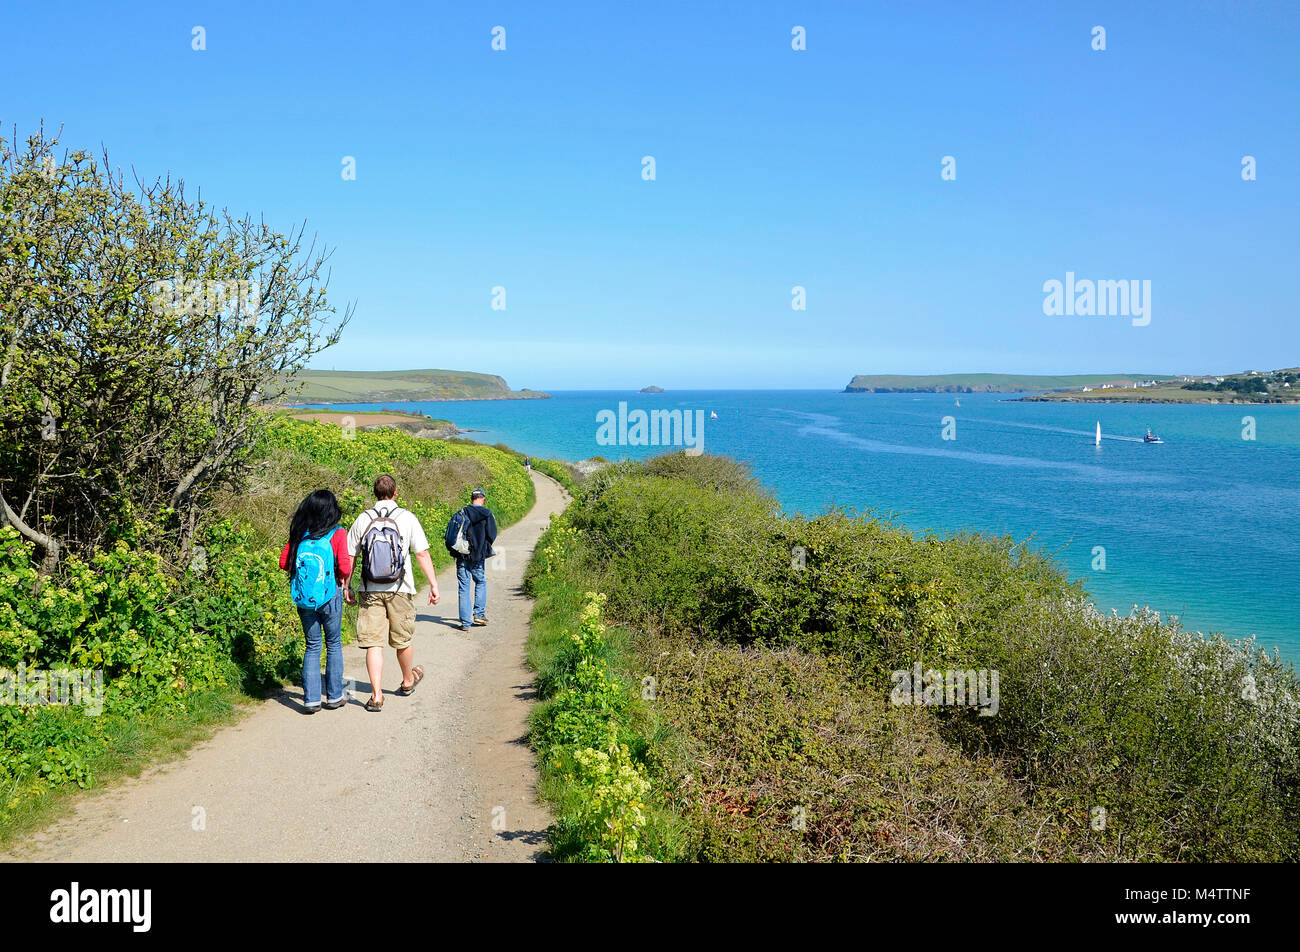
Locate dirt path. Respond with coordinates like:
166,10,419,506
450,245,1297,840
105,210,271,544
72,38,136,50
3,472,568,863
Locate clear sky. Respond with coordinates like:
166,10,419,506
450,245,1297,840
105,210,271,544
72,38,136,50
3,1,1297,389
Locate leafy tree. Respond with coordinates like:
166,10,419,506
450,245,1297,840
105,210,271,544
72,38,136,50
0,126,351,577
1182,375,1268,395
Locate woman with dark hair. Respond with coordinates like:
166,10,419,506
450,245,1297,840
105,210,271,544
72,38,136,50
279,489,352,713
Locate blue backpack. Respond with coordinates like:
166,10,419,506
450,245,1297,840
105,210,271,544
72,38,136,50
290,531,337,610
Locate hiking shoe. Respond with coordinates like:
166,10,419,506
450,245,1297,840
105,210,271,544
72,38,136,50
322,697,348,710
304,704,320,715
456,623,472,631
472,617,488,626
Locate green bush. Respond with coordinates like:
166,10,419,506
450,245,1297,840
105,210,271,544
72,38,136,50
650,642,1064,861
0,419,534,837
0,519,295,816
570,457,1071,677
525,452,1300,861
969,597,1300,861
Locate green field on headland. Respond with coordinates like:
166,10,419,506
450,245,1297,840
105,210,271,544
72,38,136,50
1019,369,1300,404
845,369,1300,403
278,407,459,439
843,373,1174,393
282,368,551,403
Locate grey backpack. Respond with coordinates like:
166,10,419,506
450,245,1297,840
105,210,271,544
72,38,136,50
360,506,406,584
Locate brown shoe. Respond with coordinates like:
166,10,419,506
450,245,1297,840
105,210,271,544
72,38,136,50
397,665,425,696
365,695,384,712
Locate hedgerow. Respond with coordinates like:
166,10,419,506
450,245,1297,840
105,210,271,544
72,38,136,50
259,417,534,543
525,452,1300,861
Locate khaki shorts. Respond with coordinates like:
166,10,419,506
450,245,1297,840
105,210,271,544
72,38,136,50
355,591,415,649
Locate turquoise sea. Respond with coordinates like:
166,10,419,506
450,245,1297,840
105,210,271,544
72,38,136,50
310,391,1300,664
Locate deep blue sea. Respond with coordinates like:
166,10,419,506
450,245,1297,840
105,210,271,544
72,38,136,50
310,391,1300,664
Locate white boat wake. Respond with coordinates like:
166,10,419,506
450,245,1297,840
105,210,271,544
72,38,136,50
924,413,1150,442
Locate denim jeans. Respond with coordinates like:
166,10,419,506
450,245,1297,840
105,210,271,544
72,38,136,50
298,588,344,708
456,559,487,626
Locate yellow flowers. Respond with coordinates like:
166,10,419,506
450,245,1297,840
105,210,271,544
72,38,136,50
537,592,654,862
572,734,652,862
539,521,581,576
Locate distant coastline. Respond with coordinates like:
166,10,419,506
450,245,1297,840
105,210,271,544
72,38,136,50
303,391,550,404
843,372,1175,394
845,370,1300,404
280,367,551,404
1016,392,1298,405
1015,369,1300,405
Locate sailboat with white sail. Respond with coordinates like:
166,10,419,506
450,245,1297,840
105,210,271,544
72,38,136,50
1095,422,1101,446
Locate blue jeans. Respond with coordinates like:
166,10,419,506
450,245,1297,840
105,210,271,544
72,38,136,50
456,559,487,626
298,589,344,708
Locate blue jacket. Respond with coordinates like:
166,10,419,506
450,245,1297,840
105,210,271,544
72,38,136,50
445,505,498,562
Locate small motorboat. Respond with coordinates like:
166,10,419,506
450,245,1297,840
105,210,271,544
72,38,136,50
1143,428,1163,444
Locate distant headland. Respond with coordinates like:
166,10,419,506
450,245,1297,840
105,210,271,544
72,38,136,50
844,370,1300,404
843,373,1173,394
640,385,665,393
280,368,551,404
1017,368,1300,404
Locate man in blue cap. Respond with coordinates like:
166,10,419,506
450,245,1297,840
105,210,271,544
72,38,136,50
444,488,498,631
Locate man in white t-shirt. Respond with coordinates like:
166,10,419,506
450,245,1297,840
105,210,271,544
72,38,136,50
345,474,440,712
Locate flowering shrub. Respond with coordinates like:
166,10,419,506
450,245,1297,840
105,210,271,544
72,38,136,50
569,730,652,862
532,592,654,862
536,515,580,578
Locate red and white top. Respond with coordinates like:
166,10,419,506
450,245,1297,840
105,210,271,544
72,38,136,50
279,526,353,582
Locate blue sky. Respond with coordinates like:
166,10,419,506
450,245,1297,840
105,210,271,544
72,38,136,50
3,1,1297,389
